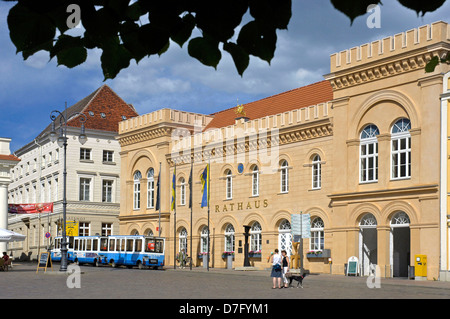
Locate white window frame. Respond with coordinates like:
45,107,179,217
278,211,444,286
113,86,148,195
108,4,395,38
225,170,233,200
250,222,262,252
179,177,186,206
79,177,92,201
147,168,155,208
102,179,114,203
224,224,235,252
360,125,379,183
280,160,289,193
391,119,411,180
80,148,92,161
310,217,324,252
179,228,188,253
133,171,142,210
312,155,322,189
101,223,113,236
201,226,209,254
252,165,259,196
103,150,114,163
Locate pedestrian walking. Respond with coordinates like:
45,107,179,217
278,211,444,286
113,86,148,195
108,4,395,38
268,249,282,289
281,250,290,288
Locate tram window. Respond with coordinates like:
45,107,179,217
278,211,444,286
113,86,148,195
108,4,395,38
109,239,116,251
135,239,142,252
74,239,79,251
145,238,155,252
68,237,74,249
100,238,108,251
87,239,92,251
119,239,126,251
155,240,163,253
126,239,134,252
81,239,85,251
93,239,98,251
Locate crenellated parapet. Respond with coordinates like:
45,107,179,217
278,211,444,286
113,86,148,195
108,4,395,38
326,21,450,90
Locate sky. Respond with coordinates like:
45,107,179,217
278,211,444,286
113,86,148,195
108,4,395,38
0,1,449,152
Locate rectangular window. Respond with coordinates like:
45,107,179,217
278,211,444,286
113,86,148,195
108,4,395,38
103,150,114,162
80,148,92,160
79,222,90,236
102,180,113,202
79,178,91,201
360,141,378,183
391,136,411,179
102,223,113,236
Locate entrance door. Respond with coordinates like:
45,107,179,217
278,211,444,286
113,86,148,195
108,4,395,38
359,213,377,276
390,212,411,277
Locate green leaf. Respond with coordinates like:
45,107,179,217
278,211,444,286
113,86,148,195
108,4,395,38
397,0,446,16
188,37,222,69
330,0,382,24
50,35,87,68
223,42,249,76
237,20,276,64
7,2,56,58
170,13,195,48
425,55,440,73
249,0,292,30
100,37,133,81
138,24,170,56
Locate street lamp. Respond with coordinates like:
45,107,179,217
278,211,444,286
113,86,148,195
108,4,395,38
49,103,87,272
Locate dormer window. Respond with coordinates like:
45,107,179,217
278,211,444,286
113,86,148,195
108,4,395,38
88,111,94,116
100,113,106,118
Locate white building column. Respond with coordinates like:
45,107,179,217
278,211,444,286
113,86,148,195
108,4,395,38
0,183,8,252
0,137,20,253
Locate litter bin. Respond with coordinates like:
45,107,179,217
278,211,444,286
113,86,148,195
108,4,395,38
414,255,427,280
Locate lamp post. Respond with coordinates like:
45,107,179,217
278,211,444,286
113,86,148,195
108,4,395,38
49,102,87,272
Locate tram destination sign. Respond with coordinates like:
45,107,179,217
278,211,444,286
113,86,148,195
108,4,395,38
291,213,311,238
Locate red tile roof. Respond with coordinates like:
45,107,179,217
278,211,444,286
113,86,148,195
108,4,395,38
38,85,138,138
0,154,20,162
204,80,333,130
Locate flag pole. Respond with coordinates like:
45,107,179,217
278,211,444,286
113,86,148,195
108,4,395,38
173,161,176,270
207,156,210,271
190,157,193,271
159,162,161,237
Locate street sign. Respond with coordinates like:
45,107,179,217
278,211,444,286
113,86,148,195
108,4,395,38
291,213,311,238
66,221,79,236
45,232,51,238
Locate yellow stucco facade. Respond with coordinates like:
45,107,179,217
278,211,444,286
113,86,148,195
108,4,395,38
117,21,450,279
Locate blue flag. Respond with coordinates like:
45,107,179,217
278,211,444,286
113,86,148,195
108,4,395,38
201,164,210,208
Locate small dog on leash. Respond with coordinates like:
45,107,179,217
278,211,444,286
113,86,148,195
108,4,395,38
285,272,307,288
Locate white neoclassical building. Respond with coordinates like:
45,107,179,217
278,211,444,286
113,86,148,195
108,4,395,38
7,85,138,261
0,137,20,253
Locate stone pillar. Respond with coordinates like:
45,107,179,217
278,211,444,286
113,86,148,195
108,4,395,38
0,184,8,252
0,137,20,252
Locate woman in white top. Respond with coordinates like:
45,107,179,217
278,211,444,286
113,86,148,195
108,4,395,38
268,249,283,289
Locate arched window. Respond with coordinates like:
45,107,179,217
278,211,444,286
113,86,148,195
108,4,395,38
280,160,289,193
360,213,377,227
225,169,232,199
390,211,410,227
252,165,259,196
391,118,411,179
179,177,186,205
312,155,322,189
360,124,379,183
201,226,209,254
310,217,324,251
224,224,235,252
250,222,262,252
147,168,155,208
133,171,142,210
179,227,187,252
